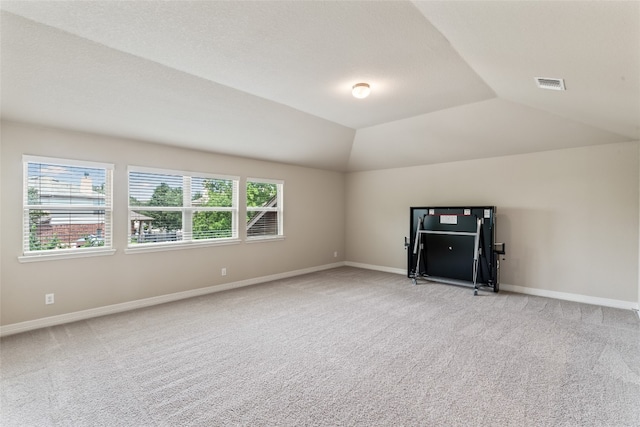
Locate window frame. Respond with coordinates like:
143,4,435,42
19,155,115,262
245,177,284,242
126,166,240,253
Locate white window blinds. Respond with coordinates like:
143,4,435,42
23,156,113,256
246,178,283,238
128,167,238,247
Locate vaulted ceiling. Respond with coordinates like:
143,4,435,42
1,1,638,172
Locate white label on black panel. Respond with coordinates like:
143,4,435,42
464,209,471,216
484,209,491,218
429,209,435,215
440,215,458,225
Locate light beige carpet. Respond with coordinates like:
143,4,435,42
1,267,639,426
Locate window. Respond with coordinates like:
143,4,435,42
128,167,239,249
22,156,114,260
246,178,283,239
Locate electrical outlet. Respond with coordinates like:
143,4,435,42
221,268,227,276
45,293,54,305
334,251,338,258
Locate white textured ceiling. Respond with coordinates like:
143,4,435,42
1,1,638,172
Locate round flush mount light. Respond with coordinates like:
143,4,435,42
352,83,371,99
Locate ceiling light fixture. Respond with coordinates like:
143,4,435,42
352,83,371,99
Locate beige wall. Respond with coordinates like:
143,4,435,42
346,142,640,304
0,121,346,325
2,120,638,327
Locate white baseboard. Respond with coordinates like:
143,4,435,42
344,261,406,276
0,262,346,337
500,283,639,311
345,262,639,312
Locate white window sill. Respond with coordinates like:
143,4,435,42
19,249,117,263
125,238,241,254
245,235,286,243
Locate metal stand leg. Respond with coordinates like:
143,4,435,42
472,218,482,296
411,218,423,285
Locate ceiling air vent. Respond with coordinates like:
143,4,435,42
535,77,566,91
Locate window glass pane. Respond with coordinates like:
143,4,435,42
247,211,279,237
246,182,277,208
129,172,183,207
246,180,281,237
191,177,233,208
128,171,185,245
27,162,107,206
24,158,112,255
193,211,233,239
28,208,106,250
129,211,183,244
